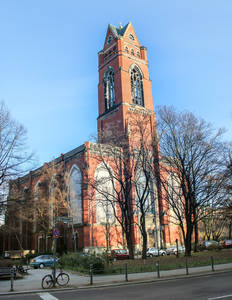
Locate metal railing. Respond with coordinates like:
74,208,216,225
88,255,219,285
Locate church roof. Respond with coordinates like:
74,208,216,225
108,22,130,38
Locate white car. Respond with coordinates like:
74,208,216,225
146,247,166,257
166,245,185,255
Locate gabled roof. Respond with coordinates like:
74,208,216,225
108,22,130,38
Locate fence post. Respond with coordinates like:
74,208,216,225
185,257,189,275
211,256,215,272
156,261,160,278
10,267,14,291
90,264,93,285
125,263,128,282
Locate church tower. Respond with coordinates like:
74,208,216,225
97,22,156,143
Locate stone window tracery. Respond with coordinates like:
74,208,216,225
129,34,135,41
94,163,115,225
130,66,144,106
104,67,115,111
69,165,82,224
49,177,56,229
107,35,113,45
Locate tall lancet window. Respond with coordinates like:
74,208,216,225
104,67,115,111
130,66,144,106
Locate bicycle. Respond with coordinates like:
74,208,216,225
41,267,70,289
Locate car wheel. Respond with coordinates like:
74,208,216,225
161,252,165,256
149,254,153,257
39,263,45,269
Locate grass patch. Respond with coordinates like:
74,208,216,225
103,249,232,275
62,249,232,275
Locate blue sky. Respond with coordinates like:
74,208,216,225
0,0,231,165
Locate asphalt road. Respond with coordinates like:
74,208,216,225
1,271,232,300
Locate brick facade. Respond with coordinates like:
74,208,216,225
3,23,182,255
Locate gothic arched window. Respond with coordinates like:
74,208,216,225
49,176,56,229
130,66,144,106
94,163,115,225
69,165,82,224
104,67,115,111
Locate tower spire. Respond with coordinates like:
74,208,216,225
97,22,155,142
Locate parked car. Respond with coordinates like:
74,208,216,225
146,248,166,257
30,255,59,269
166,245,185,255
221,240,232,248
199,240,221,250
110,249,129,260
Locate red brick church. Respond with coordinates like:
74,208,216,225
3,22,181,255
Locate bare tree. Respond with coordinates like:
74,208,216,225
0,102,35,214
222,144,232,238
89,112,157,259
130,114,157,259
201,205,228,241
89,139,136,259
6,161,70,252
155,106,227,256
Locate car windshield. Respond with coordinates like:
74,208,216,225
148,248,157,252
113,249,126,254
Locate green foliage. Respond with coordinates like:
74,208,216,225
204,244,222,251
60,249,232,275
198,244,222,251
61,252,105,274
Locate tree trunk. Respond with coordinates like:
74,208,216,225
141,231,147,259
229,221,232,239
15,232,23,251
126,230,134,259
141,216,147,259
194,222,198,252
185,223,193,256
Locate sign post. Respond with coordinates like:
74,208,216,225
53,218,59,287
56,216,73,223
10,267,14,291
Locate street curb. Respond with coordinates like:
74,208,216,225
0,268,231,297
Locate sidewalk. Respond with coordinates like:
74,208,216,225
0,263,231,295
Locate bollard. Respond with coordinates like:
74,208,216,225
176,239,179,257
90,264,93,285
211,256,215,272
10,267,14,291
185,257,189,275
125,263,128,282
156,261,160,278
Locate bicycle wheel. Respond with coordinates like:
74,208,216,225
56,272,70,286
42,274,53,289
